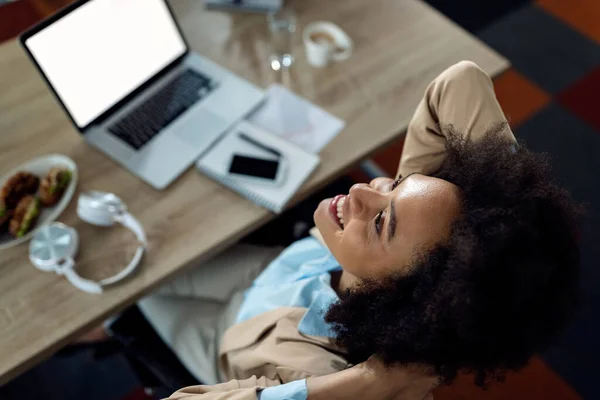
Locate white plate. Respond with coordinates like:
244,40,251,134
0,154,78,250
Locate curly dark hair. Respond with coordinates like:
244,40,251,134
325,125,581,387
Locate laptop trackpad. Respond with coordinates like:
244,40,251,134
176,109,230,147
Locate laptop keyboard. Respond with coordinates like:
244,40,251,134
108,69,217,150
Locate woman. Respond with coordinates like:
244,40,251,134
137,61,580,399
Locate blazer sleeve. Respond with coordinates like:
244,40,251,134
397,61,516,178
167,376,307,400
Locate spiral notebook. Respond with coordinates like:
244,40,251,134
196,121,320,213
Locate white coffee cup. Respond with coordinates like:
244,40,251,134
303,21,353,68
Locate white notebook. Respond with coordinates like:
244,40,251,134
196,121,320,213
248,84,345,153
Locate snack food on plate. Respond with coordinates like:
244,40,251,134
0,199,12,232
9,196,41,238
39,168,72,207
0,172,40,209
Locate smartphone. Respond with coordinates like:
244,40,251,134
228,154,287,186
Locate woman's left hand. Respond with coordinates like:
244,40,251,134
307,356,436,400
353,357,435,400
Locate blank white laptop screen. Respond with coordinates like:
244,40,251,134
25,0,187,128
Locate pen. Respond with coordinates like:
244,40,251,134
238,132,281,157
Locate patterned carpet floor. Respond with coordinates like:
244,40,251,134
1,0,599,399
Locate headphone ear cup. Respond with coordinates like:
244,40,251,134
77,203,116,226
29,223,78,272
77,191,126,226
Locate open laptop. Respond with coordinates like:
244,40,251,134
20,0,265,189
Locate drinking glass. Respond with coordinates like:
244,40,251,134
267,8,296,70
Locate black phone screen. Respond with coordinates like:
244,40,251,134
229,155,279,180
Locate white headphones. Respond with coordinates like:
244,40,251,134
29,191,147,294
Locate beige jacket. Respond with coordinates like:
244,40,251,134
169,61,516,399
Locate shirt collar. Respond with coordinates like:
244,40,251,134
297,283,340,338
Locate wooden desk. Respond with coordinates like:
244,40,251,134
0,0,508,384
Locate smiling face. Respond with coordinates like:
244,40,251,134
314,174,462,280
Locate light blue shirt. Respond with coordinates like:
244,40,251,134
236,237,342,400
